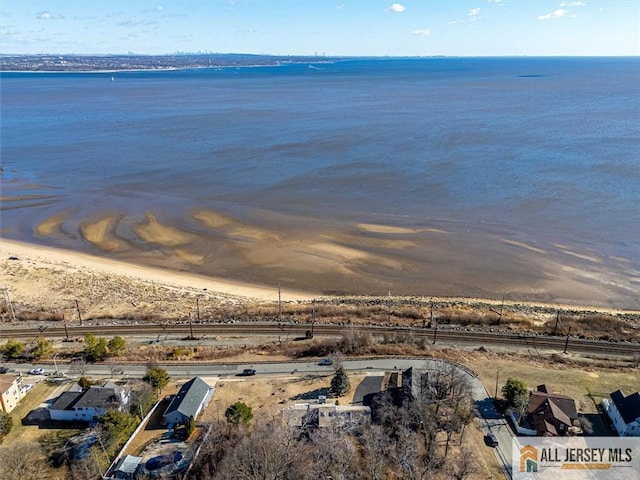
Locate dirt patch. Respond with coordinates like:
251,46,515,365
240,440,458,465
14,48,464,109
203,372,366,423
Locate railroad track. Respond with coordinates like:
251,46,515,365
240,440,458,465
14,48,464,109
1,322,638,356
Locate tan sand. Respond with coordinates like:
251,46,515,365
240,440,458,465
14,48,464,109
35,213,67,236
0,238,317,302
79,216,121,251
356,222,446,234
551,243,603,264
193,208,279,241
134,213,195,247
502,239,547,255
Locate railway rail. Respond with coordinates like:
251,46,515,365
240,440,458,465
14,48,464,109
1,322,638,356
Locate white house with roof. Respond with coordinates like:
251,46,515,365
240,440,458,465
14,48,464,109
602,390,640,437
49,383,128,423
163,377,214,428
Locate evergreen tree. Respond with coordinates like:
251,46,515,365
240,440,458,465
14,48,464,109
330,366,351,397
501,378,528,407
225,402,253,426
107,336,126,356
143,365,170,392
1,339,25,360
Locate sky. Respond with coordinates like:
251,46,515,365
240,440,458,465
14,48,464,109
1,1,638,56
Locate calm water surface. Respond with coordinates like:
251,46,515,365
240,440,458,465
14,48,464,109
2,57,639,267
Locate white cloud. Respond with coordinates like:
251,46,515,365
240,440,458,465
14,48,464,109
468,8,480,20
561,1,585,6
448,21,457,25
538,8,568,20
412,28,431,36
156,6,164,12
36,11,52,20
388,3,405,13
337,3,345,9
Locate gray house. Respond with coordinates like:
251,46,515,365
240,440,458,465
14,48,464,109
163,377,214,428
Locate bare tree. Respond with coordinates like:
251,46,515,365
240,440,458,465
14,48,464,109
447,447,478,480
0,442,48,480
308,425,362,480
216,417,306,480
357,424,391,480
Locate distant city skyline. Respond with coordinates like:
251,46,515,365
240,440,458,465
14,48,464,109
1,1,638,57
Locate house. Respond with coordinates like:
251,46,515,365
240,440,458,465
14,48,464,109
0,374,25,413
602,390,640,437
163,377,214,428
527,385,578,436
285,402,371,429
49,383,128,423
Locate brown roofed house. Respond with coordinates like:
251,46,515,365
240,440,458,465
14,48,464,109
528,385,578,436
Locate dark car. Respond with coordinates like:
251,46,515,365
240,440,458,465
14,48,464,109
0,366,9,374
240,369,256,376
486,432,499,447
318,358,334,366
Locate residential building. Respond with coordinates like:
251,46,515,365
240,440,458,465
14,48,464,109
527,385,579,436
0,374,24,413
602,390,640,437
163,377,214,428
285,402,371,429
49,383,128,423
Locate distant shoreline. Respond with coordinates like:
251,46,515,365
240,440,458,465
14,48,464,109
0,53,342,73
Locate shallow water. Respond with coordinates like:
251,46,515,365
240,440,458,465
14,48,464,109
2,57,639,306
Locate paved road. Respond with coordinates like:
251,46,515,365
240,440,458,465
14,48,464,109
10,357,514,478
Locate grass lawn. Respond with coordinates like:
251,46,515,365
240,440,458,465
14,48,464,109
3,380,70,444
467,357,640,413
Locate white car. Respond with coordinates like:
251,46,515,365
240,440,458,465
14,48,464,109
28,368,45,375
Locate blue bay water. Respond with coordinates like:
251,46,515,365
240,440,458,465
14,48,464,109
1,57,639,267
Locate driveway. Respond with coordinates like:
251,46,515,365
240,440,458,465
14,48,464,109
352,374,384,405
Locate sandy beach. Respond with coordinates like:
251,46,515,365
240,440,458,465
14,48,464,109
1,208,639,323
1,200,639,314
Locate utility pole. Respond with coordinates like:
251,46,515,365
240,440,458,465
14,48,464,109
387,291,391,323
196,296,200,321
554,311,560,335
75,300,82,325
278,284,282,322
563,326,572,354
430,302,434,328
432,317,438,345
62,312,70,340
2,287,16,322
494,369,500,399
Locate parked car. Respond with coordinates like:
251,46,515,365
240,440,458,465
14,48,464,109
29,368,45,375
240,368,256,376
318,358,333,366
0,366,9,374
486,432,499,447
